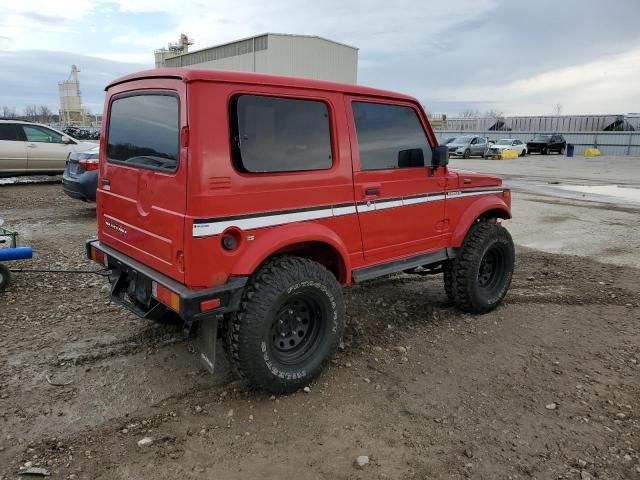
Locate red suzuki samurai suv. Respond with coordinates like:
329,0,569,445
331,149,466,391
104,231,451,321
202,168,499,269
87,68,514,393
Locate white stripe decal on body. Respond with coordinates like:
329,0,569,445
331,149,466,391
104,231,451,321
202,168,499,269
192,189,503,237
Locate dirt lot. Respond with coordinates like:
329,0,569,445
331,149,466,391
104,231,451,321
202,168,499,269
1,183,639,480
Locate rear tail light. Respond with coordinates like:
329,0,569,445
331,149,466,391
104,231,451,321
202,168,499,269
89,246,107,266
79,157,99,171
152,281,180,312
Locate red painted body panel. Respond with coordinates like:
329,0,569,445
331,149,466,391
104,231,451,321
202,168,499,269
97,69,511,290
97,78,188,282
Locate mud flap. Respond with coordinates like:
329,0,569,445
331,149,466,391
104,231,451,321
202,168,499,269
196,316,219,374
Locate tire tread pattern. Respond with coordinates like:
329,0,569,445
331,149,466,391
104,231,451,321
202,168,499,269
445,222,514,314
224,255,343,393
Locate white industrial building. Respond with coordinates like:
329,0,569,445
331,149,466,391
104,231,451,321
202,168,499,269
155,33,358,84
441,114,638,132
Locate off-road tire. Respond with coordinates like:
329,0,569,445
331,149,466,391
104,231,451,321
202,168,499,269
225,255,344,393
443,262,456,304
445,222,514,314
0,264,10,292
463,149,471,159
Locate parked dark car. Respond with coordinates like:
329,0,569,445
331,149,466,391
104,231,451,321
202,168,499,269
526,134,566,155
62,147,98,202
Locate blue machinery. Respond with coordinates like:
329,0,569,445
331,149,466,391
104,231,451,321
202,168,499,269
0,223,33,291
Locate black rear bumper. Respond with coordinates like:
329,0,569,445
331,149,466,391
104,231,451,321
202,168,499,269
63,170,98,202
86,240,247,324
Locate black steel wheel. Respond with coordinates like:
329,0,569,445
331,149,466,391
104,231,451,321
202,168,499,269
225,256,344,393
444,222,514,313
0,264,10,292
270,291,327,365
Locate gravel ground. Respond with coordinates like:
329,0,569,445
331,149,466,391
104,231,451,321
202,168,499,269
0,183,639,480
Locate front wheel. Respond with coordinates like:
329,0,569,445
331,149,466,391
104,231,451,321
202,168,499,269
225,256,344,393
542,147,549,155
0,264,10,292
444,222,514,314
463,149,471,159
559,146,565,155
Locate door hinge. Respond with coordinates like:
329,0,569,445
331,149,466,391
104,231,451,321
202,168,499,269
181,126,190,148
176,250,185,273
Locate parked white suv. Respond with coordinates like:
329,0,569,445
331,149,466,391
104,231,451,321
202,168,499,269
0,120,97,176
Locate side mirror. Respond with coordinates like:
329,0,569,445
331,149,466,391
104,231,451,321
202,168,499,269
61,135,72,144
432,145,449,168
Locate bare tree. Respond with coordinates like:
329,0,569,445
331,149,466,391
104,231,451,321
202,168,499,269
1,106,17,118
461,108,480,118
23,105,38,122
553,103,562,116
484,109,504,119
37,105,53,124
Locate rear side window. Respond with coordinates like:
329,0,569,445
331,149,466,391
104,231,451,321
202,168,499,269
231,95,333,173
352,102,432,170
0,124,24,141
107,94,179,172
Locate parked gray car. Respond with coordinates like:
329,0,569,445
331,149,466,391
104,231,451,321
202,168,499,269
446,135,488,158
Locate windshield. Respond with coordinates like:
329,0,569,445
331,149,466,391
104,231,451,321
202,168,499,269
453,136,473,143
532,135,552,141
496,139,513,145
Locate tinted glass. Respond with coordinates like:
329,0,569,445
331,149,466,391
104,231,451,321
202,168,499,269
232,95,332,173
23,125,63,143
107,94,179,171
0,124,23,141
352,102,432,170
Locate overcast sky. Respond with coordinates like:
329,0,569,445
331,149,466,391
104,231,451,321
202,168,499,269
1,0,639,117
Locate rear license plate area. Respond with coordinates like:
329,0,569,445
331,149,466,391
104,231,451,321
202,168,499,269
111,266,153,312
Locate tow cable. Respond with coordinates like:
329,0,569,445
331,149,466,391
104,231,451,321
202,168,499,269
7,267,111,276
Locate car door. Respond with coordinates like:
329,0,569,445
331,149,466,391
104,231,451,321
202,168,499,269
21,125,74,172
99,85,188,282
557,135,566,151
473,137,487,155
512,140,521,155
0,123,28,175
347,98,446,263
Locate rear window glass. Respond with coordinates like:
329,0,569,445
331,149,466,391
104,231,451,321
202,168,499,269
0,124,24,141
231,95,333,173
107,94,179,172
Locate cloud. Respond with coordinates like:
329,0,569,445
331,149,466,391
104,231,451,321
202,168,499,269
430,48,640,115
0,0,639,115
0,50,148,113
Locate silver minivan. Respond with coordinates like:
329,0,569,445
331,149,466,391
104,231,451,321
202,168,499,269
0,120,96,176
